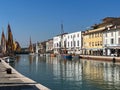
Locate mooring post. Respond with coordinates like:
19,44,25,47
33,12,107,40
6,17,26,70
113,56,116,63
6,68,12,74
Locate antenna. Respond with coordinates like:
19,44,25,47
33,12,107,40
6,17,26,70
61,21,64,34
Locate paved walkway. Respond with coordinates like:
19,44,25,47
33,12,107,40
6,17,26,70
0,58,50,90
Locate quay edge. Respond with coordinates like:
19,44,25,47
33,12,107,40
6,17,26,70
80,55,120,62
0,58,50,90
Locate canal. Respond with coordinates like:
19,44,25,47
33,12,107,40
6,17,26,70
10,54,120,90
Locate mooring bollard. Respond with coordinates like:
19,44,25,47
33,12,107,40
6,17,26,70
113,57,116,63
6,68,12,74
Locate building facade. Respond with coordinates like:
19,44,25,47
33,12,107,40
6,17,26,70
46,39,53,53
65,31,82,54
53,31,82,54
103,25,120,56
83,27,105,55
53,33,68,54
37,41,46,54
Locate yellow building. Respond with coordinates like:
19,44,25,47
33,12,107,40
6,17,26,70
82,27,106,55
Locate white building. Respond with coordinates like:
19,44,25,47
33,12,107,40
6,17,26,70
46,39,53,53
103,25,120,56
65,31,82,54
53,31,82,54
53,33,68,54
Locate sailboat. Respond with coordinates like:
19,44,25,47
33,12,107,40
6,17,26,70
1,30,6,55
2,25,16,62
35,42,40,56
35,42,38,54
7,24,15,56
29,37,34,55
60,23,72,60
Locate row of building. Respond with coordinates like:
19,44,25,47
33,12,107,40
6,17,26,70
37,17,120,57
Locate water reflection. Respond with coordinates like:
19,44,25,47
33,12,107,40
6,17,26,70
12,55,120,90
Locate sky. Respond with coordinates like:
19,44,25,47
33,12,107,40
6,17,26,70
0,0,120,47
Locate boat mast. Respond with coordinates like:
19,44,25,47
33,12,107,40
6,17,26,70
60,23,67,54
7,24,14,55
36,42,39,54
61,23,64,49
1,28,6,55
29,36,34,53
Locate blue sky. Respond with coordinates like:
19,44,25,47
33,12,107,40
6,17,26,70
0,0,120,47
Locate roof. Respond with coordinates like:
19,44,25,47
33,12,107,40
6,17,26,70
83,27,106,35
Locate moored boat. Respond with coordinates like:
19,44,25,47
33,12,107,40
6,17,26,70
28,36,35,55
72,54,80,60
3,56,15,63
50,53,56,57
29,52,35,55
62,54,72,60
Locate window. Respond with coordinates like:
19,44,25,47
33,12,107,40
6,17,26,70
74,41,76,47
77,34,79,37
68,36,69,39
98,41,99,46
71,41,72,47
105,39,108,45
92,42,94,46
100,41,102,46
89,42,91,47
111,38,114,44
119,31,120,36
118,38,120,44
77,40,79,46
68,42,69,47
111,32,113,37
64,41,66,47
106,33,107,37
74,34,75,38
57,43,59,47
95,42,97,46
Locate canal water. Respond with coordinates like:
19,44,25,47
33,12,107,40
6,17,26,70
10,55,120,90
